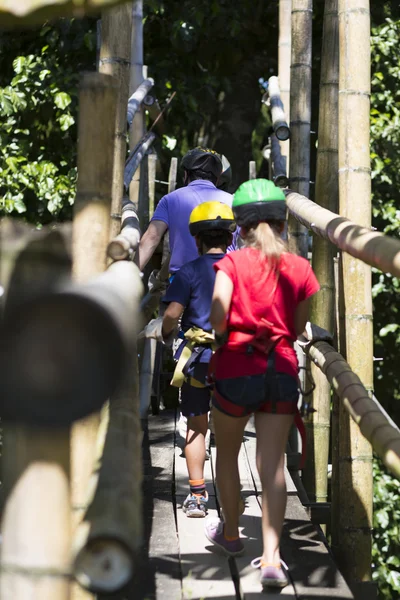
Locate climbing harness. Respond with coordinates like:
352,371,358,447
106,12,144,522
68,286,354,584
171,327,216,389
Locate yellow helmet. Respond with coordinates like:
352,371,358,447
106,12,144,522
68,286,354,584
189,201,236,236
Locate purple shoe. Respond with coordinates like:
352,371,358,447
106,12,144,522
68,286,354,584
251,557,289,588
204,519,244,557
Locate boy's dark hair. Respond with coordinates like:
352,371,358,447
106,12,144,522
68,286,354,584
186,169,218,186
197,229,232,250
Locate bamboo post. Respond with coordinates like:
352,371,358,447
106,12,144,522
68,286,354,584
139,337,157,418
168,156,178,193
249,160,256,180
1,426,71,599
335,0,373,585
302,0,339,512
148,152,157,219
99,2,133,240
266,76,290,141
0,224,72,600
71,72,118,543
288,0,312,258
129,0,145,212
279,0,292,170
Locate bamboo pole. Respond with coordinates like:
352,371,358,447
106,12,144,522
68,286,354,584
279,0,292,170
288,0,312,257
266,76,290,141
129,0,145,212
270,134,289,187
335,0,373,584
139,337,157,418
127,78,154,126
72,263,143,594
285,191,400,277
99,3,133,240
124,131,156,190
107,199,141,261
148,152,157,219
303,0,339,509
0,426,71,599
249,161,256,180
0,224,72,600
71,72,118,541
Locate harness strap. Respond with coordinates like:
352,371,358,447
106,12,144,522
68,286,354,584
171,326,215,388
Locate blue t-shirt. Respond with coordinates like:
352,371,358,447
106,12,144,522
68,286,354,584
162,253,224,333
152,180,232,273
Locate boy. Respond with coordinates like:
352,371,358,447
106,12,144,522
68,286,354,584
159,201,235,517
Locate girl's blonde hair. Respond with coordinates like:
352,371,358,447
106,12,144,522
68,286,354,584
242,221,286,263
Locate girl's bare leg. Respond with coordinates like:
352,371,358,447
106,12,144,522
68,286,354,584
254,412,294,564
212,407,249,538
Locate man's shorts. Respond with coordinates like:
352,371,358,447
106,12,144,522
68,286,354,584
180,362,211,418
212,370,299,418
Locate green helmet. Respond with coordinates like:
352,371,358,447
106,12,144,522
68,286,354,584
232,178,286,226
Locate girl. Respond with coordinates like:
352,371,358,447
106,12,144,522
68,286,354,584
205,179,319,588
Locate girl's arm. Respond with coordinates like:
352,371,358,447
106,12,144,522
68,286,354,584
210,270,234,334
162,301,184,338
294,297,311,336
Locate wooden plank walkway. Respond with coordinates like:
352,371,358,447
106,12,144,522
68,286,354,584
99,409,354,600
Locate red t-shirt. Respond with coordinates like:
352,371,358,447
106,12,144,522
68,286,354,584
212,248,320,378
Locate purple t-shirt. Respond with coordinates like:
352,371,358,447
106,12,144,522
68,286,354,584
151,180,233,273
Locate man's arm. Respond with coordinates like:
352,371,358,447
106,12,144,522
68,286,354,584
136,220,168,271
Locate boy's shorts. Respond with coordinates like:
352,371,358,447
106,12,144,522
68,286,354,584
180,362,211,418
212,371,299,417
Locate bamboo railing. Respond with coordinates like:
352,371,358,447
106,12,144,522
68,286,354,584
72,262,143,594
265,76,290,141
107,200,141,261
127,78,154,126
300,325,400,480
285,191,400,278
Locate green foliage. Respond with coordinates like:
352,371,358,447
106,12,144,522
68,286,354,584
0,18,96,223
370,17,400,424
373,458,400,599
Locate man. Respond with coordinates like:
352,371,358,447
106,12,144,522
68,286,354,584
136,147,233,274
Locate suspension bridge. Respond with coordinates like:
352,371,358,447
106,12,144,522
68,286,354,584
0,0,399,599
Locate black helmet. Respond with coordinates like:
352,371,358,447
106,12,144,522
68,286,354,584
217,155,232,191
181,147,223,179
